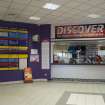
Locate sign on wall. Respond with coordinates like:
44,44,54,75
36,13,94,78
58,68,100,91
41,41,50,69
55,24,105,38
24,67,33,83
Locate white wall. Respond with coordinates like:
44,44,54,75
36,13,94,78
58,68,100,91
51,65,105,79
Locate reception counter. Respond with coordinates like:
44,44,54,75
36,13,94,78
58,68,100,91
51,65,105,80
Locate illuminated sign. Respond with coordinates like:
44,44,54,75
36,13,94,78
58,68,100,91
55,24,105,38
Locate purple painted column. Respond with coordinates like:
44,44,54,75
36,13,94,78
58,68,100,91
29,24,51,80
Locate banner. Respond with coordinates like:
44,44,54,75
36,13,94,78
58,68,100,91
24,67,33,83
55,24,105,39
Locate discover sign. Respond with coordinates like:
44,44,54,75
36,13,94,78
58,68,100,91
55,24,105,38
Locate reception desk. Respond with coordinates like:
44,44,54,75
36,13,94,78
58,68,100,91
51,65,105,80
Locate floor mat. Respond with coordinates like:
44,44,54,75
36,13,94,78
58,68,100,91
56,91,105,105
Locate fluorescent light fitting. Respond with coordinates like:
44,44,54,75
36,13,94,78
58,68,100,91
88,14,100,18
29,16,40,20
43,3,60,10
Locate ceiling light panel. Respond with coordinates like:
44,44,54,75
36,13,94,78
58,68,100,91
88,14,101,18
29,16,40,20
43,3,60,10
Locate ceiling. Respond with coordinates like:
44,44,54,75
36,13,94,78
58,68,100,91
0,0,105,25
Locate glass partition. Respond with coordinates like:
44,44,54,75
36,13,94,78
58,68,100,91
53,40,105,64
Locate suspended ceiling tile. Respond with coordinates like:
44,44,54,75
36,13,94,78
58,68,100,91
22,6,40,16
0,7,7,13
10,2,26,10
1,0,105,24
13,0,31,4
29,0,48,7
65,1,82,9
47,0,70,5
0,0,11,8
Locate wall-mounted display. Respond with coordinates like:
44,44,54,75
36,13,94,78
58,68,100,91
0,32,8,37
41,41,50,69
30,54,39,63
0,28,29,70
32,35,39,42
19,59,27,70
31,49,38,55
53,40,105,65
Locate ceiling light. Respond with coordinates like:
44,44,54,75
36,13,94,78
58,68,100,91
88,14,100,18
43,3,60,10
29,16,40,20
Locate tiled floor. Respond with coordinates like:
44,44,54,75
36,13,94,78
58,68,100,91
0,81,105,105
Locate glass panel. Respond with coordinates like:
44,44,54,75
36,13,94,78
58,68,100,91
53,40,105,64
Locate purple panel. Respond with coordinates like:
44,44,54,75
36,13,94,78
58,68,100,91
39,24,51,41
0,70,24,82
0,21,51,82
0,21,39,82
29,24,51,80
39,24,51,80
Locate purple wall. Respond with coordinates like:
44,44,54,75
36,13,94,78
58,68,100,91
0,21,51,82
29,24,51,80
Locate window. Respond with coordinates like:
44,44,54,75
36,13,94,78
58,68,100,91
53,40,105,65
